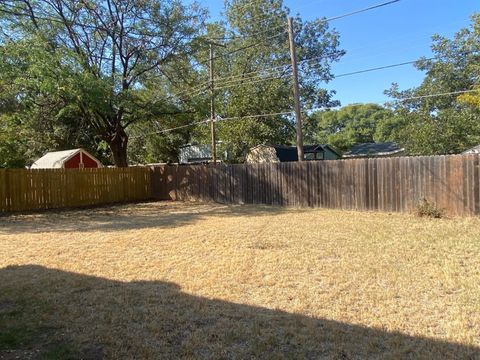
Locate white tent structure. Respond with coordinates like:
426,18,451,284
31,149,103,169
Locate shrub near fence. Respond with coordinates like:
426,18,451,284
151,155,480,217
0,167,151,212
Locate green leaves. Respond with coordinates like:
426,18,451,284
307,104,395,152
383,13,480,155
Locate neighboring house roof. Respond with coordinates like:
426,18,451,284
179,143,227,164
31,148,102,169
462,145,480,155
343,142,404,158
250,144,340,162
179,144,213,164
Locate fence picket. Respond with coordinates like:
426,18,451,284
2,155,480,216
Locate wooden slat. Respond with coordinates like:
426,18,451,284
2,155,480,216
0,167,151,213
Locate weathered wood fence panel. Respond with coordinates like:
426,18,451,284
2,155,480,215
0,167,151,212
151,155,480,216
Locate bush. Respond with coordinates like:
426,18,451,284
415,198,445,218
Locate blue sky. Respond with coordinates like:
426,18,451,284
200,0,477,106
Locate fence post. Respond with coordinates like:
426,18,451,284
5,169,11,212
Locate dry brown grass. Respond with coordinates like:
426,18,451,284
0,202,479,359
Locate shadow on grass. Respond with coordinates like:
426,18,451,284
1,265,478,359
0,201,304,234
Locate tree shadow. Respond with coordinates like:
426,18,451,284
1,265,478,359
0,202,300,234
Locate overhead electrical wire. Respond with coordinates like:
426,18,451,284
134,88,479,139
323,0,402,22
389,89,478,103
131,111,294,138
333,58,434,78
195,29,288,67
305,89,479,113
175,56,434,98
213,73,291,91
214,111,294,123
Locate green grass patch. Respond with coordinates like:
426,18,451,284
41,343,76,360
0,326,34,349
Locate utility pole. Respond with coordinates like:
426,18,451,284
208,41,226,164
209,43,217,163
287,17,304,162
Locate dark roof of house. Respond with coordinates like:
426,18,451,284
272,145,340,162
343,142,403,157
462,145,480,154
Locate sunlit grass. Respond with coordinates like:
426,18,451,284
0,202,479,358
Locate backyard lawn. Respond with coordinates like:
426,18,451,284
0,202,479,359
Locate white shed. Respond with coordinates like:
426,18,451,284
31,149,103,169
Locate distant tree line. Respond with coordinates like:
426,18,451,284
307,14,480,156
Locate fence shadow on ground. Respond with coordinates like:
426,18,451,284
1,265,478,359
0,201,303,234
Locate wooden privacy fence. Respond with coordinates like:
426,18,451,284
2,155,479,215
151,155,480,216
0,167,151,212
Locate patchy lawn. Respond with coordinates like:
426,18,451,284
0,202,479,359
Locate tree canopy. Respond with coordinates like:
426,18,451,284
0,0,345,166
382,14,480,155
305,103,394,152
0,0,207,166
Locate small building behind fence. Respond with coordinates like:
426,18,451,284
462,144,480,155
343,142,404,159
31,148,103,169
246,144,341,164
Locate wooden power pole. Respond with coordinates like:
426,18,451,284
287,17,304,162
209,43,217,163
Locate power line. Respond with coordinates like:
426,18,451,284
207,22,287,42
214,111,293,123
390,89,478,103
208,53,332,86
195,30,288,66
324,0,402,22
334,58,433,78
305,89,479,113
131,111,293,138
173,56,431,99
125,89,480,139
195,56,428,94
215,67,291,87
200,0,403,65
214,72,291,91
167,53,470,100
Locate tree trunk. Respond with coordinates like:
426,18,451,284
108,128,129,167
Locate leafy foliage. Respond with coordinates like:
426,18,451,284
305,104,394,152
383,14,480,155
0,0,206,166
189,0,345,163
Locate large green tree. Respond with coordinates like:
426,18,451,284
383,13,480,155
0,0,206,166
305,103,394,152
183,0,345,162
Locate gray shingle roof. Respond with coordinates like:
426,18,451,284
462,145,480,155
344,142,403,158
